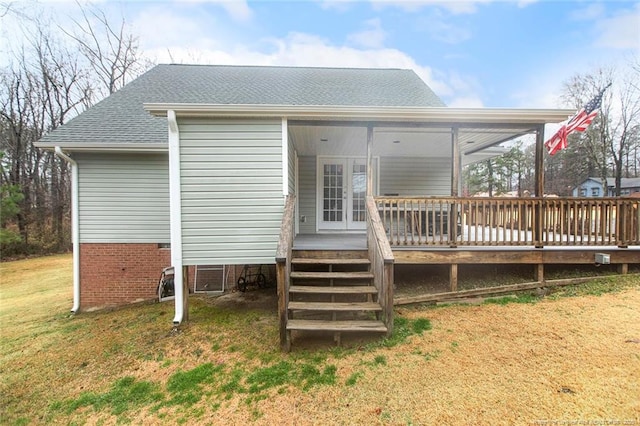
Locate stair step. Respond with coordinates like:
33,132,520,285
292,258,370,265
290,271,374,280
289,285,377,295
288,301,382,312
287,319,387,333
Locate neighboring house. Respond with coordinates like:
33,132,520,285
572,177,640,197
37,64,586,333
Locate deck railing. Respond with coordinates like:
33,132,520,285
366,196,394,335
276,194,296,351
374,196,640,247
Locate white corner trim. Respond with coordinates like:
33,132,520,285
294,151,299,235
282,117,288,196
54,147,80,313
167,110,184,325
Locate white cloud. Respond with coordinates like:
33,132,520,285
447,96,484,108
318,0,355,12
370,0,493,15
132,6,221,50
174,0,253,22
593,3,640,50
569,3,605,21
347,18,387,48
217,0,253,22
420,14,472,44
509,74,568,110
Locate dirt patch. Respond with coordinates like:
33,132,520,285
205,287,277,311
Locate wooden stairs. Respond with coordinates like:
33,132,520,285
284,250,388,349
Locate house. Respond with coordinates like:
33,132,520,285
36,64,639,350
573,177,640,197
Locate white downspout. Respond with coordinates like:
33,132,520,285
167,110,184,325
54,147,80,313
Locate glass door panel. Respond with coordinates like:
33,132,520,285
347,160,367,230
318,159,347,230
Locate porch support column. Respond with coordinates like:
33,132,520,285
534,125,545,248
366,124,374,197
451,126,461,197
168,110,186,325
450,126,460,247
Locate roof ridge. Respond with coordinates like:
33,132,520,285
158,63,412,72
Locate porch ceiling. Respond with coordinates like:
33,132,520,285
289,123,528,164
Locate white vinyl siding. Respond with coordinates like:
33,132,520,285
380,157,451,196
76,153,170,243
297,156,316,234
179,118,283,265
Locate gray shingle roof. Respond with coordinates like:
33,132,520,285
38,64,445,146
585,177,640,189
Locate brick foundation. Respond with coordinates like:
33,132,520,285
78,243,276,310
79,243,191,311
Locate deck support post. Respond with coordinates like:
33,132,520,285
366,124,374,197
276,260,290,351
618,263,628,275
276,195,296,352
534,125,545,248
450,126,460,247
535,264,544,283
450,264,458,292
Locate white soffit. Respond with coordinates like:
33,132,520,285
289,124,532,158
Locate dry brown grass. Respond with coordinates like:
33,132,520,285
1,255,639,425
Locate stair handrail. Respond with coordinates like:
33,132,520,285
276,194,296,351
366,195,395,335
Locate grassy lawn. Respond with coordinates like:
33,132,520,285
1,255,639,425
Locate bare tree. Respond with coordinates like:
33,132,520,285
62,2,146,97
561,59,640,196
1,2,146,256
1,21,93,251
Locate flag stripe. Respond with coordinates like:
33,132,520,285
545,85,609,156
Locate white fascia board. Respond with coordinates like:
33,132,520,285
144,103,575,125
34,142,168,152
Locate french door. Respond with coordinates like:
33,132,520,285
317,157,370,231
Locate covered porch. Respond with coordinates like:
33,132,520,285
278,110,640,351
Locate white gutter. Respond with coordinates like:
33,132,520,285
54,147,80,313
167,110,185,325
36,142,168,152
144,103,575,124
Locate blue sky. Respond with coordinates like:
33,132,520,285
2,0,639,108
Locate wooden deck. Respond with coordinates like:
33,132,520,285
293,233,639,265
278,196,640,350
293,234,367,250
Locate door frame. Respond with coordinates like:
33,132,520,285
315,156,379,233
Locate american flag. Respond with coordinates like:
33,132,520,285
545,83,611,156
